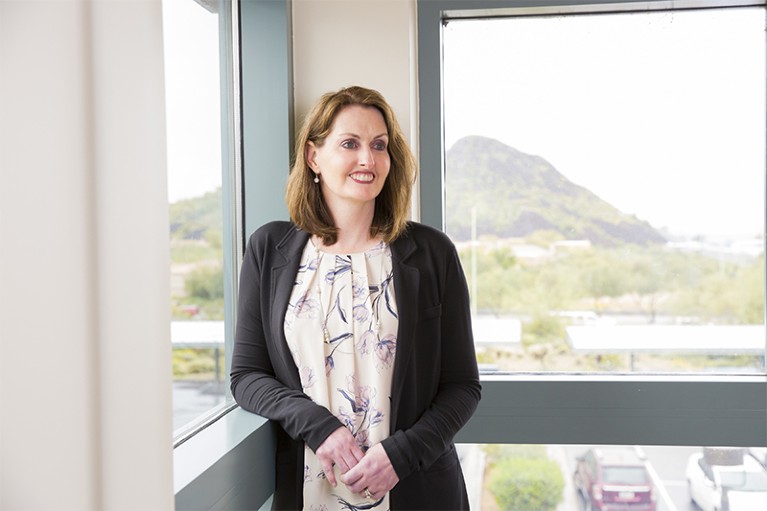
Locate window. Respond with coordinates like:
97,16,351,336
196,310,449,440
441,5,765,374
173,0,765,506
417,0,767,458
162,0,239,440
458,443,767,510
173,0,292,504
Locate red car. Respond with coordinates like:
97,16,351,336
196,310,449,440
574,447,657,511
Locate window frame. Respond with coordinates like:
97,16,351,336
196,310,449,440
418,0,767,447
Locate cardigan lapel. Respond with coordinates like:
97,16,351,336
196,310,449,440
270,225,310,391
389,229,419,431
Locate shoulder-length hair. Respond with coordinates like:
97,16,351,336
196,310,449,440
285,86,416,246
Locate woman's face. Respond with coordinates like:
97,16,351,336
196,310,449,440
306,104,391,214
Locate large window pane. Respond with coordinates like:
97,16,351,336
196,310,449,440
443,7,766,374
458,443,767,510
162,0,227,433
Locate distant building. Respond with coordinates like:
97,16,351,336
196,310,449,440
552,239,592,252
566,324,765,370
471,315,522,346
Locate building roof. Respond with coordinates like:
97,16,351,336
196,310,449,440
170,316,524,348
171,320,225,348
567,324,764,354
471,315,522,346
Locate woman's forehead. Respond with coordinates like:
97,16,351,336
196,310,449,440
327,105,387,135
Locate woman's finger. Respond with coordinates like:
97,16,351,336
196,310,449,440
336,443,364,477
321,461,337,487
343,444,399,494
339,466,362,488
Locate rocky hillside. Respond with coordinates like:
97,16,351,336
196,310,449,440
445,135,665,246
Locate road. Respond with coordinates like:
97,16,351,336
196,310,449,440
563,445,702,511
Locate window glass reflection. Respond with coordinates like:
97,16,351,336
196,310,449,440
443,7,766,374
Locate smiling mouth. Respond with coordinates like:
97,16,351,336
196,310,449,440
350,172,374,183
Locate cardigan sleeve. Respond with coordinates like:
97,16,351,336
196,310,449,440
230,227,342,452
381,242,481,480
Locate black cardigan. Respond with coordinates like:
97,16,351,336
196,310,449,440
231,221,481,510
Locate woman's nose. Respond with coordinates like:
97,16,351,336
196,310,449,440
359,148,374,167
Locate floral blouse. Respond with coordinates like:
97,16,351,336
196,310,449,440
284,239,398,511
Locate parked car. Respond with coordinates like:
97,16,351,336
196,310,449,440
574,447,657,511
686,447,767,511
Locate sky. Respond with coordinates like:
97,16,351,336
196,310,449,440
160,2,765,240
443,7,766,240
162,0,222,204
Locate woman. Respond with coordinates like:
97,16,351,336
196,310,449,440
231,86,481,510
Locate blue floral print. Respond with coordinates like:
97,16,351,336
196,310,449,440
375,334,396,372
336,377,385,452
284,240,397,509
334,496,385,510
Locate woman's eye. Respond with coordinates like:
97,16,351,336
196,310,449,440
372,141,387,151
341,140,358,149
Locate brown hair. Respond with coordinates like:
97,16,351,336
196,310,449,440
285,86,416,246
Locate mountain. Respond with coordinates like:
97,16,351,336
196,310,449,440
169,187,222,241
445,136,666,246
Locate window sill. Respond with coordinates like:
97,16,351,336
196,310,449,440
459,375,767,446
174,406,276,510
173,376,766,510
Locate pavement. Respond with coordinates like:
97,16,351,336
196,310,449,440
172,380,227,432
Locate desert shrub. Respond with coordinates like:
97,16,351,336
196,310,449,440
488,456,564,511
172,349,217,377
185,265,224,300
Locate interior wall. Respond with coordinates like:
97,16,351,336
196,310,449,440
291,0,418,162
1,3,100,506
0,1,173,509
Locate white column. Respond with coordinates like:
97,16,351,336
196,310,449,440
0,1,173,509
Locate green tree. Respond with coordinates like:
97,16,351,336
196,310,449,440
733,255,765,323
573,250,630,309
185,265,224,301
488,456,564,511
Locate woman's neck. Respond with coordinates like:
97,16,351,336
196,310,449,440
317,201,379,254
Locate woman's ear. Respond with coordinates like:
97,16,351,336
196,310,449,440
305,141,318,172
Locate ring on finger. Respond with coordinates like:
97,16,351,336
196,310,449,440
364,488,373,500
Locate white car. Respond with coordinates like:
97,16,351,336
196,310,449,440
686,449,767,511
748,448,767,469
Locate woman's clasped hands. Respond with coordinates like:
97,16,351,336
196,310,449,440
315,426,399,500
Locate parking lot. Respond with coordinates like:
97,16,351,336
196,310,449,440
563,445,741,511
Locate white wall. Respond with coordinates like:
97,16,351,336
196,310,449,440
291,0,418,153
0,1,173,509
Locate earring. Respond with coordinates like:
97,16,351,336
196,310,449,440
314,175,320,184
